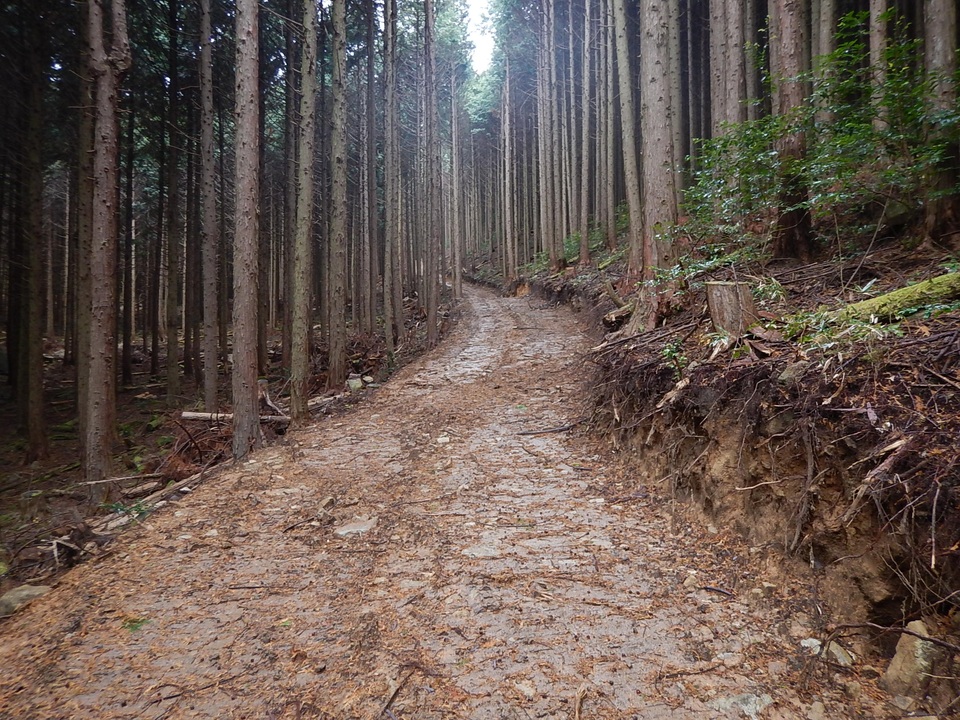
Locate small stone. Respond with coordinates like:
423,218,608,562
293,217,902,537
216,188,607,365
761,582,777,598
683,574,699,589
880,620,946,696
203,529,219,538
767,660,787,676
0,585,51,617
801,637,822,653
826,641,855,667
362,375,374,383
890,695,916,712
779,360,812,385
707,524,719,535
346,376,364,392
860,664,881,679
514,680,536,699
333,516,378,537
842,681,862,700
462,543,500,559
806,700,826,720
436,434,451,444
708,693,773,719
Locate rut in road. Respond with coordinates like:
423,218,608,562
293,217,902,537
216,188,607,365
0,287,884,719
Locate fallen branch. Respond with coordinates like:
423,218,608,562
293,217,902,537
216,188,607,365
516,420,582,436
832,270,960,322
180,411,291,424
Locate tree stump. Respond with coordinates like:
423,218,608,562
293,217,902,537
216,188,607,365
705,281,758,339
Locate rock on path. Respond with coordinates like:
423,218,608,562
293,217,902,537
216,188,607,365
0,287,886,719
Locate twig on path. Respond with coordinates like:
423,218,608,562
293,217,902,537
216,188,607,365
381,669,416,717
516,419,584,436
701,586,734,597
153,672,245,703
574,683,588,720
390,491,458,507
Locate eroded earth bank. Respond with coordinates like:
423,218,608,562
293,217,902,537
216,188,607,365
0,287,894,719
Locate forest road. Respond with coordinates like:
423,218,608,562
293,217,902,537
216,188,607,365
0,286,881,719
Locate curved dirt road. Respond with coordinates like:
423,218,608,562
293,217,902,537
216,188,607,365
1,287,883,719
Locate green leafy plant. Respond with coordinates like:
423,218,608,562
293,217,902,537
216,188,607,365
122,617,150,632
661,340,689,378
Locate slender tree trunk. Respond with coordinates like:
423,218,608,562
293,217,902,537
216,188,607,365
122,101,135,386
84,0,130,490
22,24,47,461
424,0,440,346
613,0,644,277
291,0,318,421
923,0,958,240
200,0,219,411
869,0,888,131
579,0,593,266
771,0,813,260
451,70,463,300
363,0,376,336
165,0,182,405
503,58,516,282
327,0,348,387
232,0,263,459
383,0,399,354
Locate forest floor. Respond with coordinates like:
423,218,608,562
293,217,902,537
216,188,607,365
0,285,897,719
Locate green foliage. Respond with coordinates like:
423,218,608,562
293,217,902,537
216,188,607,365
684,11,960,249
102,500,149,520
660,341,688,378
122,617,150,632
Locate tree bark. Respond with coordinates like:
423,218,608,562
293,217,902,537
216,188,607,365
291,0,318,421
84,0,130,491
327,0,348,387
22,22,48,461
165,0,182,405
200,0,219,411
613,0,644,277
232,0,263,459
771,0,813,260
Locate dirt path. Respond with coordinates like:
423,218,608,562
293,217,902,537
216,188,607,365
1,287,885,719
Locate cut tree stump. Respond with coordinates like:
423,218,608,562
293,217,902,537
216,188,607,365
705,281,758,339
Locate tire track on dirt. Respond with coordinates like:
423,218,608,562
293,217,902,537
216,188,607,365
0,287,886,719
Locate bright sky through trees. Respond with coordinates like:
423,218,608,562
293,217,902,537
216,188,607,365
467,0,493,72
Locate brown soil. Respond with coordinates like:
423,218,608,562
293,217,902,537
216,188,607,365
0,286,894,719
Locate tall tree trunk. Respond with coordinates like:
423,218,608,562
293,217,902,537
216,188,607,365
613,0,644,277
923,0,958,241
424,0,440,346
122,101,135,387
363,0,376,336
771,0,813,260
869,0,888,131
200,0,219,411
22,22,47,461
291,0,318,421
165,0,182,405
503,58,516,282
327,0,348,387
382,0,399,354
579,0,593,266
84,0,130,490
628,0,679,333
232,0,263,459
